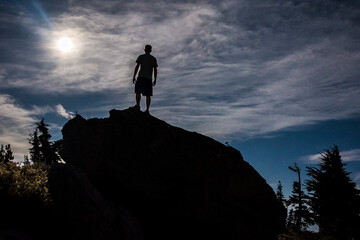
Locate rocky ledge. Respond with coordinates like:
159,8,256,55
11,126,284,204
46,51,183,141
60,107,286,239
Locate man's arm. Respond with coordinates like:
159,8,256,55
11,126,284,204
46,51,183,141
153,67,157,86
133,63,140,83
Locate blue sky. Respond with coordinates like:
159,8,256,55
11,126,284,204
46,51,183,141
1,0,360,197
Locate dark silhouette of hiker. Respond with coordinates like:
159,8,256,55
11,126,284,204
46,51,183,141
132,45,158,113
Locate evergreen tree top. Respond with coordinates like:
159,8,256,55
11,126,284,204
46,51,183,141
305,145,360,239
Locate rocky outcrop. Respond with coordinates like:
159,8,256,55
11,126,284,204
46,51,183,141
49,163,143,240
60,108,286,239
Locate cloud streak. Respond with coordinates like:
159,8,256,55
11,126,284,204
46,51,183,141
0,94,39,161
1,0,360,141
302,149,360,164
56,104,74,119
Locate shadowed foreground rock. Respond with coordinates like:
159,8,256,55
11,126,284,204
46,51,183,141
49,163,144,240
61,108,286,239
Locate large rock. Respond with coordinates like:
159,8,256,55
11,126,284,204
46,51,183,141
61,108,286,239
49,163,144,240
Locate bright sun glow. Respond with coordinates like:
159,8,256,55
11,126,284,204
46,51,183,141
56,37,73,53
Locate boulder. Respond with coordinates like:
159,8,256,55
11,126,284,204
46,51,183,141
49,163,143,240
60,108,286,239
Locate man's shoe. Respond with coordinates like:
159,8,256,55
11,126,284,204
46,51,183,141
130,105,140,111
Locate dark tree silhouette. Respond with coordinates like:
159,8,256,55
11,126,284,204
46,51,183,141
29,119,59,165
288,163,313,231
29,130,41,163
52,139,63,158
23,155,30,165
287,209,295,230
37,119,56,165
4,144,14,163
276,181,286,207
306,145,360,239
0,144,14,163
0,144,4,163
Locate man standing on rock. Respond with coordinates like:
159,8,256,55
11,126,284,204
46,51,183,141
132,45,158,113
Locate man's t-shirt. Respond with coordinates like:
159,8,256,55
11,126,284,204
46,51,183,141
136,53,158,80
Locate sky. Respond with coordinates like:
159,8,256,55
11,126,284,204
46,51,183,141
1,0,360,198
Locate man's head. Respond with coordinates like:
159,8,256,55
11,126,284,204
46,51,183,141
144,45,152,53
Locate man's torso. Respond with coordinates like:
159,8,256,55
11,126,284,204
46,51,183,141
136,54,158,80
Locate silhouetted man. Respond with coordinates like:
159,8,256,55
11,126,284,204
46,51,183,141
133,45,158,113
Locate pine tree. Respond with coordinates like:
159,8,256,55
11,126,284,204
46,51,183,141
287,209,295,229
38,119,57,165
288,163,313,232
0,144,5,162
29,130,41,163
29,119,59,165
4,144,14,163
276,181,286,207
23,155,30,165
306,145,360,239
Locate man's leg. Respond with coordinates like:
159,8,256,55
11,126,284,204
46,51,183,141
136,93,141,106
146,96,151,112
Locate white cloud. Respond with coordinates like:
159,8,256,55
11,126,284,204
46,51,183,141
56,104,74,119
301,153,323,164
4,3,223,94
301,149,360,164
342,149,360,162
0,94,38,161
1,0,360,141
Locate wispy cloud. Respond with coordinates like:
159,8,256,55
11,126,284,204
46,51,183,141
302,153,322,164
342,149,360,162
0,94,38,161
56,104,74,119
1,0,360,141
302,149,360,164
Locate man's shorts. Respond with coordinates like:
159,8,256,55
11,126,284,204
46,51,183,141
135,77,153,96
